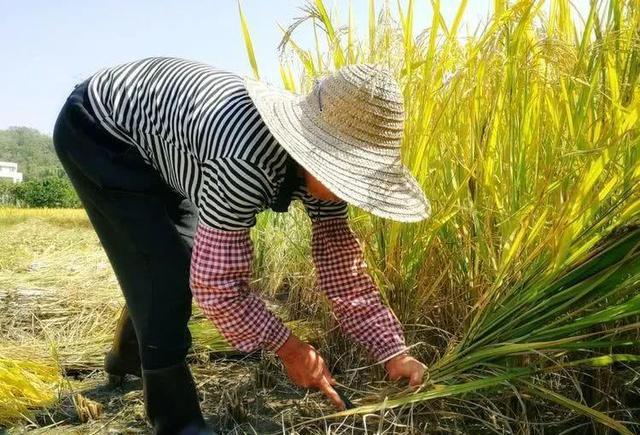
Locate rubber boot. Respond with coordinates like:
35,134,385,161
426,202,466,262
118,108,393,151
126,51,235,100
143,361,217,435
104,306,142,386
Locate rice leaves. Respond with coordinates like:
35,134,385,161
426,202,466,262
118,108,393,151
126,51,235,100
242,0,640,430
238,0,260,79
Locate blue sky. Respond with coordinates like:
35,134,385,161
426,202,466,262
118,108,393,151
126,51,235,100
1,1,589,134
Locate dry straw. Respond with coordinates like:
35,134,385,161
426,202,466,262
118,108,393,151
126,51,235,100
0,357,62,424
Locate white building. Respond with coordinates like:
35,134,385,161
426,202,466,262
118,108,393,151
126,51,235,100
0,161,24,183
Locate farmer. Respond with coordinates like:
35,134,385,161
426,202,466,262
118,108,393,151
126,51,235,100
53,57,430,435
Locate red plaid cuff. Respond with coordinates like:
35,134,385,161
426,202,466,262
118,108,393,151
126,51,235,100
311,218,408,363
190,223,291,353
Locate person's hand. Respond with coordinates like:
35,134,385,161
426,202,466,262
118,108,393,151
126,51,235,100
384,353,427,389
276,334,346,410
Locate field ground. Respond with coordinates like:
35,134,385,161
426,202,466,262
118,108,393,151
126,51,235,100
2,208,638,434
0,208,406,434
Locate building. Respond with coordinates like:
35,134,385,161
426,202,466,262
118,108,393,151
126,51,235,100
0,161,24,183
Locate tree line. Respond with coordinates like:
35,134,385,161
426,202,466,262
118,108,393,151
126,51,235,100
0,127,80,207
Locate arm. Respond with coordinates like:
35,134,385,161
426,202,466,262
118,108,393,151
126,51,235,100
310,214,427,387
191,158,291,352
192,158,346,407
310,216,409,363
189,222,291,353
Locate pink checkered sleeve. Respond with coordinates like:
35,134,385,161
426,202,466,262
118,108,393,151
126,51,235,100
311,217,409,363
189,222,291,353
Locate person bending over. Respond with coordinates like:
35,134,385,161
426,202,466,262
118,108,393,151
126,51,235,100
53,57,430,435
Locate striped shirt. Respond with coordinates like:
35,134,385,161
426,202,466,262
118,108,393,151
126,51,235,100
87,56,347,230
87,57,408,363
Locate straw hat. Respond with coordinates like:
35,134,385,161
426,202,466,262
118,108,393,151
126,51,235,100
243,64,431,222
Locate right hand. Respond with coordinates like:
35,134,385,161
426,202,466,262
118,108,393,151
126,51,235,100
276,334,345,410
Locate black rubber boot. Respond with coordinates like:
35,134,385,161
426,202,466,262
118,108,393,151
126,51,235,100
104,306,142,386
143,361,216,435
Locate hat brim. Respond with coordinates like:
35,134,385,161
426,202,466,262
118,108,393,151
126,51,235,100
244,76,431,223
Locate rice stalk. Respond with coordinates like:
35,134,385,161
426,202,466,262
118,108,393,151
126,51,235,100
0,357,62,425
238,0,260,79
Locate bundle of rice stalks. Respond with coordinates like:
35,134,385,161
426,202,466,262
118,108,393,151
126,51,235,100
0,357,62,426
326,223,640,433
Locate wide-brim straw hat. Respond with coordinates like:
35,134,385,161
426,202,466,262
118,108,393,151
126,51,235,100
244,64,431,222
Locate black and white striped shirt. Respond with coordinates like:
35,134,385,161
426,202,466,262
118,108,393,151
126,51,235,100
87,57,347,230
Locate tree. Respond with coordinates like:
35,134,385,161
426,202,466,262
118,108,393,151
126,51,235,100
0,179,18,205
13,175,80,208
0,127,62,180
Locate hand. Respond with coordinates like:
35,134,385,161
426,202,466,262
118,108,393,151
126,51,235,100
384,353,427,389
276,334,345,410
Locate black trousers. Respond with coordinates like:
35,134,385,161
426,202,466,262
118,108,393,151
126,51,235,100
53,80,198,370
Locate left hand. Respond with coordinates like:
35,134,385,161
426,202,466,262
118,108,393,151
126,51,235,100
384,354,427,389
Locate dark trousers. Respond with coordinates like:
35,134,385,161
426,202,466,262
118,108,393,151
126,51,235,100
53,80,198,370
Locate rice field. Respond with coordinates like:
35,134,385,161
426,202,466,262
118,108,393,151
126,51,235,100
2,0,640,433
0,207,345,433
247,0,640,431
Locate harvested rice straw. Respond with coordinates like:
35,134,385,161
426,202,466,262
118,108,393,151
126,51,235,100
0,357,62,425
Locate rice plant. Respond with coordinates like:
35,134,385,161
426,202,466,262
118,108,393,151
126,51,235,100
241,0,640,431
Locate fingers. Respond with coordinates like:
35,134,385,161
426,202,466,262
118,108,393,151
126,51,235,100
318,361,343,409
385,356,427,389
283,345,344,410
409,367,424,388
322,363,337,385
319,376,346,411
387,369,401,382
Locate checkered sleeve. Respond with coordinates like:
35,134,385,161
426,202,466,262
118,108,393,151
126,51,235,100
310,217,409,363
189,222,292,353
